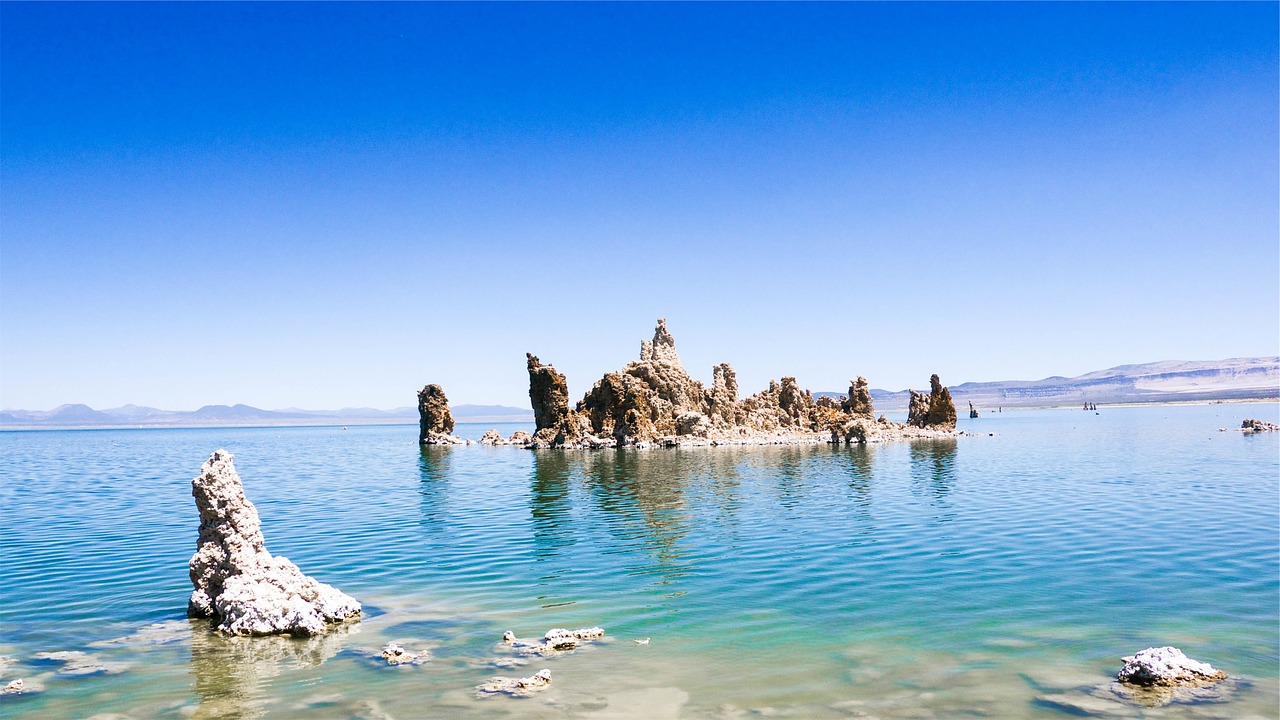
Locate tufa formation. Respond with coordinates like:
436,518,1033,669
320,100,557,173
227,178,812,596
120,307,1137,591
518,319,958,448
188,450,361,635
907,374,957,430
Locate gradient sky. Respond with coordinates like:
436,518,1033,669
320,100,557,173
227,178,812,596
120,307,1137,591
2,2,1277,411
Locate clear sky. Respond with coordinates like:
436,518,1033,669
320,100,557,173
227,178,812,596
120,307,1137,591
2,2,1277,411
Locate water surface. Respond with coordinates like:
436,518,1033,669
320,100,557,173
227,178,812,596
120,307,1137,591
1,404,1276,718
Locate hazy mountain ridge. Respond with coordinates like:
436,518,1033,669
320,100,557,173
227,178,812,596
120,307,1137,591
4,357,1275,428
857,357,1279,411
0,403,533,429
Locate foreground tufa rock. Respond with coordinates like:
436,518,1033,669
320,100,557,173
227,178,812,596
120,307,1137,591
188,450,361,635
1117,647,1226,687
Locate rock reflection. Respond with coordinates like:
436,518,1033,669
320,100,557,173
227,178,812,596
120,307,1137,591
578,451,709,586
418,445,454,529
770,447,810,509
528,450,577,558
909,439,957,505
188,620,355,719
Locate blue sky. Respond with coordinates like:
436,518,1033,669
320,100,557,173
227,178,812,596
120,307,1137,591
2,2,1277,411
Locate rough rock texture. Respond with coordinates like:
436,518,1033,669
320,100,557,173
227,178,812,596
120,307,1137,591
1241,418,1279,432
907,375,957,430
519,320,960,448
842,377,875,418
477,668,552,696
1117,647,1226,687
527,354,599,447
500,627,606,656
417,384,454,440
478,429,504,445
188,450,361,635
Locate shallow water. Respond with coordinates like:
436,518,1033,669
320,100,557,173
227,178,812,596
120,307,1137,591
1,403,1277,719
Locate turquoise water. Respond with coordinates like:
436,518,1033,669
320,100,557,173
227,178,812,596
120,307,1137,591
1,403,1277,718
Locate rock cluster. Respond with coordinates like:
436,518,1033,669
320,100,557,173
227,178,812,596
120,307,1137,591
1241,418,1278,432
519,319,958,448
1117,647,1226,687
500,626,606,656
188,450,362,635
418,385,470,445
906,374,957,430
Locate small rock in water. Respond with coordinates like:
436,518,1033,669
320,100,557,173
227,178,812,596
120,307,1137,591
1241,418,1279,433
477,668,552,696
1117,646,1226,687
500,627,605,656
379,643,429,666
4,679,23,694
634,637,650,645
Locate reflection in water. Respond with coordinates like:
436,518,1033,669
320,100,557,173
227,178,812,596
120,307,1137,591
528,451,576,559
574,451,709,588
909,439,958,507
417,446,454,530
188,620,355,719
831,444,877,545
771,447,809,510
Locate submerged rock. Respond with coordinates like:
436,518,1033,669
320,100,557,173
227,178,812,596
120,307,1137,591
1117,647,1226,687
477,668,552,697
188,450,361,636
379,643,429,666
500,626,606,656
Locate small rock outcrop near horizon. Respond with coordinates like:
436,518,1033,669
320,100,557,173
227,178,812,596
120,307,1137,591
969,401,979,419
188,450,362,635
1241,418,1278,432
419,384,469,445
1117,647,1226,688
519,319,958,448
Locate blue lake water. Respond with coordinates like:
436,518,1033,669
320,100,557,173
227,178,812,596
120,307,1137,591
1,403,1277,718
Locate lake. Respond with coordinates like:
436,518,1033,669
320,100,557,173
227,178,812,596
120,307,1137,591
1,402,1277,718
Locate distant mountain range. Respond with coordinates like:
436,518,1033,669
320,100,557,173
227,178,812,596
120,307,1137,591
0,403,533,429
830,357,1279,411
3,357,1275,429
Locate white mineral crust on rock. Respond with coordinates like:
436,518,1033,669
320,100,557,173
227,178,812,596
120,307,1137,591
188,450,361,636
500,627,606,656
477,668,552,696
1117,647,1226,687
